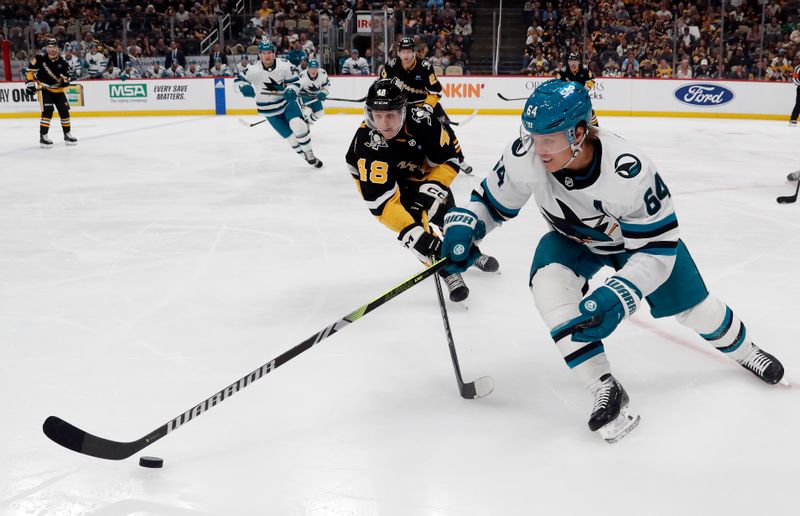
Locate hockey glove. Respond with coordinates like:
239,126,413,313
25,81,36,96
283,87,298,101
317,91,328,101
239,83,255,97
441,207,485,274
408,182,448,223
398,223,441,264
568,276,642,343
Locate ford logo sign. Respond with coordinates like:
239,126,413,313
673,83,735,107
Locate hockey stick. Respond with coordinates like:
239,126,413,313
777,176,800,204
449,108,478,127
327,96,366,103
42,259,448,460
432,271,494,399
238,117,267,128
497,93,528,102
422,215,493,399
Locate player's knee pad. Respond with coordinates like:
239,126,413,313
42,105,55,118
289,116,309,139
530,263,585,330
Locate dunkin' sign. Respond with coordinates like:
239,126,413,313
441,82,485,98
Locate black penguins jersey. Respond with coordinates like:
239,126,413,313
345,106,462,233
26,53,71,92
380,57,443,105
556,66,596,89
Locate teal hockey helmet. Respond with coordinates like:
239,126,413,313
258,40,275,52
308,59,319,68
521,79,591,144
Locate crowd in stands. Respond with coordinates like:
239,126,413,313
521,0,800,81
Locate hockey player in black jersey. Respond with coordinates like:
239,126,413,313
26,39,77,148
556,52,599,126
345,78,498,302
380,37,474,174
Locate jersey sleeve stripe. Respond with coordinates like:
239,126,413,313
619,213,678,238
363,184,399,211
469,191,505,223
628,240,679,256
481,179,521,219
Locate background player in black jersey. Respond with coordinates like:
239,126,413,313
345,78,498,302
381,37,473,174
26,38,77,148
556,52,599,126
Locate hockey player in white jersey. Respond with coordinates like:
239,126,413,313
298,59,329,124
236,41,322,168
440,79,785,443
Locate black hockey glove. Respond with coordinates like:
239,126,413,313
398,223,441,264
25,81,36,96
408,181,448,223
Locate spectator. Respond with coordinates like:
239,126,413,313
175,4,190,23
341,49,370,75
695,58,714,78
108,43,130,70
286,38,307,66
63,46,83,81
621,49,640,77
675,59,693,78
164,40,187,69
208,42,227,69
640,59,656,77
32,14,51,36
656,58,673,78
85,44,107,79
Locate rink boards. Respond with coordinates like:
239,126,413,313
0,75,796,120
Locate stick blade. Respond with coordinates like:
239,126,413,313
43,416,87,454
237,118,252,127
43,416,145,460
776,195,797,204
461,376,495,399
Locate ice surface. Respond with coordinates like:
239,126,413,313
1,114,799,516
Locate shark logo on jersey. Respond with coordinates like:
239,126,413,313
541,199,614,243
614,153,642,178
365,131,388,150
260,76,285,93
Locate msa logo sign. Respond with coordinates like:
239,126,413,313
109,84,147,98
673,83,734,107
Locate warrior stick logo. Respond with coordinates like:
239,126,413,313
614,153,642,178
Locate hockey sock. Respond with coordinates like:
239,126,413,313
61,117,71,134
287,135,304,156
675,295,752,361
289,117,313,154
40,117,51,135
531,263,611,388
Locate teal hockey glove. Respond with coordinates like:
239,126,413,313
568,277,642,343
441,208,485,273
239,84,255,97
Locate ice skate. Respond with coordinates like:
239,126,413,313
473,253,500,273
440,271,469,302
40,135,53,148
736,344,784,385
588,374,641,444
789,120,797,127
64,132,77,146
787,171,799,181
304,152,323,168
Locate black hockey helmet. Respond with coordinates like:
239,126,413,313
366,78,407,112
45,38,58,48
365,78,407,129
398,36,415,51
568,52,581,62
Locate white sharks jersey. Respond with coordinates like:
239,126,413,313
239,58,300,117
298,68,330,100
468,127,680,296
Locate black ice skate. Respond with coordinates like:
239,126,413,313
40,135,53,148
304,153,323,168
440,271,469,302
736,345,785,385
588,373,641,443
473,253,500,273
64,132,78,146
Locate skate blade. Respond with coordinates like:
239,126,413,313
780,377,791,387
598,405,641,444
65,141,77,146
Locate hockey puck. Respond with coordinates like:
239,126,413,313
139,456,164,468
